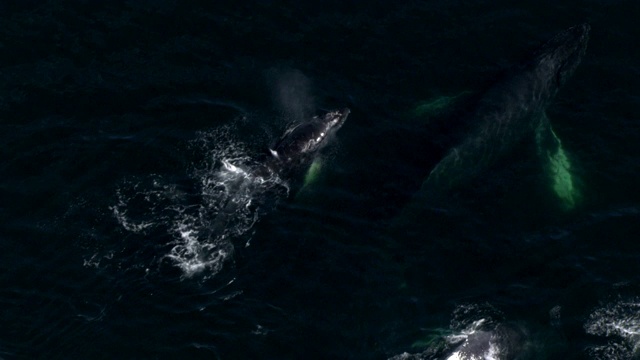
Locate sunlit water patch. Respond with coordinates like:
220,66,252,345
110,125,289,278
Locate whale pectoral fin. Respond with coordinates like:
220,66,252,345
303,157,323,188
422,135,493,197
294,157,324,201
395,141,484,220
410,90,473,120
535,116,579,209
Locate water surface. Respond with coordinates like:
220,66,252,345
1,1,639,359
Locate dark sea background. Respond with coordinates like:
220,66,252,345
1,1,639,359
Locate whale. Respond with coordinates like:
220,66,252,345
216,107,350,210
207,108,349,243
389,320,529,360
415,24,589,209
263,108,350,180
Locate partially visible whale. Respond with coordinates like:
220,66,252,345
389,314,532,360
264,108,350,179
209,108,349,235
418,24,589,208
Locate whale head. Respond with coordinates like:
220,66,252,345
533,23,590,89
270,108,350,164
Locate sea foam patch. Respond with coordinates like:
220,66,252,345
111,124,288,278
585,298,640,359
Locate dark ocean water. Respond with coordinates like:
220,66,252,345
1,1,640,359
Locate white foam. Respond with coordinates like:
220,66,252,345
585,298,640,358
112,125,290,278
251,324,271,335
446,319,487,343
83,253,102,268
164,212,234,277
112,206,155,233
443,319,505,360
485,342,501,360
389,304,513,360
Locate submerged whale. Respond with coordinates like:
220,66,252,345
417,24,589,208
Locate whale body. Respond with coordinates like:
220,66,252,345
208,108,349,238
265,108,349,178
389,319,530,360
419,24,589,207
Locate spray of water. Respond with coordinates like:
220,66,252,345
268,68,316,124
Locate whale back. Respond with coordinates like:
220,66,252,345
270,109,349,167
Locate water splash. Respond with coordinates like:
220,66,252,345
112,124,289,278
390,304,523,360
268,68,316,123
585,298,640,359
